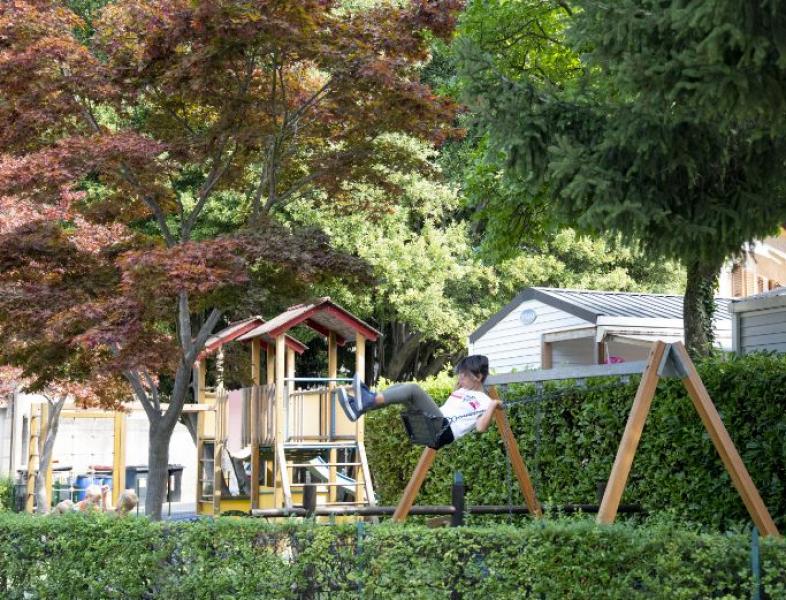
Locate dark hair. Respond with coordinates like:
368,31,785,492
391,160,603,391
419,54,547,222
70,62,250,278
454,355,489,383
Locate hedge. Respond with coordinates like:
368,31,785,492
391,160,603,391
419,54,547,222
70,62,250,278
365,353,786,531
0,477,14,513
0,513,784,598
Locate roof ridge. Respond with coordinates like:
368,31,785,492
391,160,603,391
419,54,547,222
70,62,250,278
534,287,728,299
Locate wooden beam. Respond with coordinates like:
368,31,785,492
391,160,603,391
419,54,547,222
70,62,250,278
355,332,366,443
542,327,596,343
392,447,437,522
274,334,286,507
596,341,606,365
327,331,337,440
597,341,666,524
25,404,40,512
672,342,780,537
286,347,295,381
357,441,376,506
112,411,126,507
41,402,52,511
276,442,292,509
250,385,260,510
541,340,553,369
213,392,225,515
489,387,541,517
196,359,207,404
266,345,275,385
251,339,262,386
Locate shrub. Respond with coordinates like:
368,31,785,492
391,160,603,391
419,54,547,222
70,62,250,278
365,352,786,531
0,513,784,599
0,477,14,512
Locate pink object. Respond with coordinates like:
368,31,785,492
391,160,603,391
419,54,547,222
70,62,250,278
606,356,625,364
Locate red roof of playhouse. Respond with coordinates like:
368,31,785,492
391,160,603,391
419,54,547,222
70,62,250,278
237,297,380,346
200,316,308,359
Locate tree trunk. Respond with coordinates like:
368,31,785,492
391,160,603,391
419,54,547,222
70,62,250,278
34,396,65,514
684,258,721,359
382,322,423,381
145,415,175,520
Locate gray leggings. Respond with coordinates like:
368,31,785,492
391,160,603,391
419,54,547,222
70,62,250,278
381,383,443,417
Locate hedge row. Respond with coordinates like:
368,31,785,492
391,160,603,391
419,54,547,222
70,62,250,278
0,513,784,598
365,353,786,531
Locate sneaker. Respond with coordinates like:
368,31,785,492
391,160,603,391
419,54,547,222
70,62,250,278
336,387,358,422
352,373,377,414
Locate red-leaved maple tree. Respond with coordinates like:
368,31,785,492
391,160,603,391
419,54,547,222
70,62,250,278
0,0,460,518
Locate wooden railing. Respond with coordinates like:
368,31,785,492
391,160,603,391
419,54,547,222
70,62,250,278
240,385,276,447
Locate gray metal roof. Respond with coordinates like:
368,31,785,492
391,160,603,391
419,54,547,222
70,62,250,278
469,287,731,343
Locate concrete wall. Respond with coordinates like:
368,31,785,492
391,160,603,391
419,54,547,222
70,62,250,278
0,393,197,502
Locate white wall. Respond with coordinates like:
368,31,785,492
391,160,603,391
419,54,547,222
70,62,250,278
469,299,592,373
551,338,596,366
0,406,8,476
738,306,786,353
3,399,199,503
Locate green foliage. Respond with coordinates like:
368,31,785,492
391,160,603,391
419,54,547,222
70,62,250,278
0,513,784,598
0,478,14,513
366,352,786,531
456,0,786,267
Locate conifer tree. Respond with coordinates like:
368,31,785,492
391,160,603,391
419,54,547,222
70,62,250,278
458,0,786,355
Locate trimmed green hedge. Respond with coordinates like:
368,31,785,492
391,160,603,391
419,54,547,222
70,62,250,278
0,513,784,598
366,353,786,530
0,477,14,512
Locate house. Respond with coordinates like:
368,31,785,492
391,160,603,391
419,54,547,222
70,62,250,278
730,287,786,354
468,287,732,373
719,232,786,297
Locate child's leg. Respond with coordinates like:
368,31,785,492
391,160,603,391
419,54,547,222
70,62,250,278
379,383,443,417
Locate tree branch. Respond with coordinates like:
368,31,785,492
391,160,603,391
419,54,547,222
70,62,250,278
124,369,159,422
141,368,160,412
74,95,177,246
177,292,193,356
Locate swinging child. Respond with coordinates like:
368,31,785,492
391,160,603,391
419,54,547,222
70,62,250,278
337,355,501,449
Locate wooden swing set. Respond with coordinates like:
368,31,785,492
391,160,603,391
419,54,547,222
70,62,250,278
392,341,780,537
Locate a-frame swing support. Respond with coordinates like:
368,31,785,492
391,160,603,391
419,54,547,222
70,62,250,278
392,404,542,523
392,341,779,537
598,341,779,537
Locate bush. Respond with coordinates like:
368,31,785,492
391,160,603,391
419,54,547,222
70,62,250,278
0,513,783,599
0,478,13,513
365,353,786,531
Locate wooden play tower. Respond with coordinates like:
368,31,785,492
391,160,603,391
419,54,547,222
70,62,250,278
194,298,380,516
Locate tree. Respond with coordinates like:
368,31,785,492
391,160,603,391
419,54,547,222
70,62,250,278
0,198,131,513
457,0,786,355
284,135,683,381
0,0,460,518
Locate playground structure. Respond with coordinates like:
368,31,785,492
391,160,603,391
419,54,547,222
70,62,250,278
249,340,779,537
194,298,380,516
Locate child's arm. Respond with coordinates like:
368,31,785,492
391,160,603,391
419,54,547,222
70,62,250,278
475,399,502,433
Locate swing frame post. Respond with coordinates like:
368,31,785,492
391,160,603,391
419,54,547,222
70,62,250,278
598,341,779,537
393,402,542,522
596,341,666,524
392,447,436,522
489,387,542,517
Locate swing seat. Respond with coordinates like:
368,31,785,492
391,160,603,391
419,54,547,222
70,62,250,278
401,410,446,448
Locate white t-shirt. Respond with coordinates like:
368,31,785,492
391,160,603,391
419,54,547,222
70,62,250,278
440,388,493,440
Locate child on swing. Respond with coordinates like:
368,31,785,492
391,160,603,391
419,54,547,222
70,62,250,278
337,355,501,448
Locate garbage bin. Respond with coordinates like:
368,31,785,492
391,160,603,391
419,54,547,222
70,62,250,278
167,465,184,502
125,465,148,506
14,482,26,512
